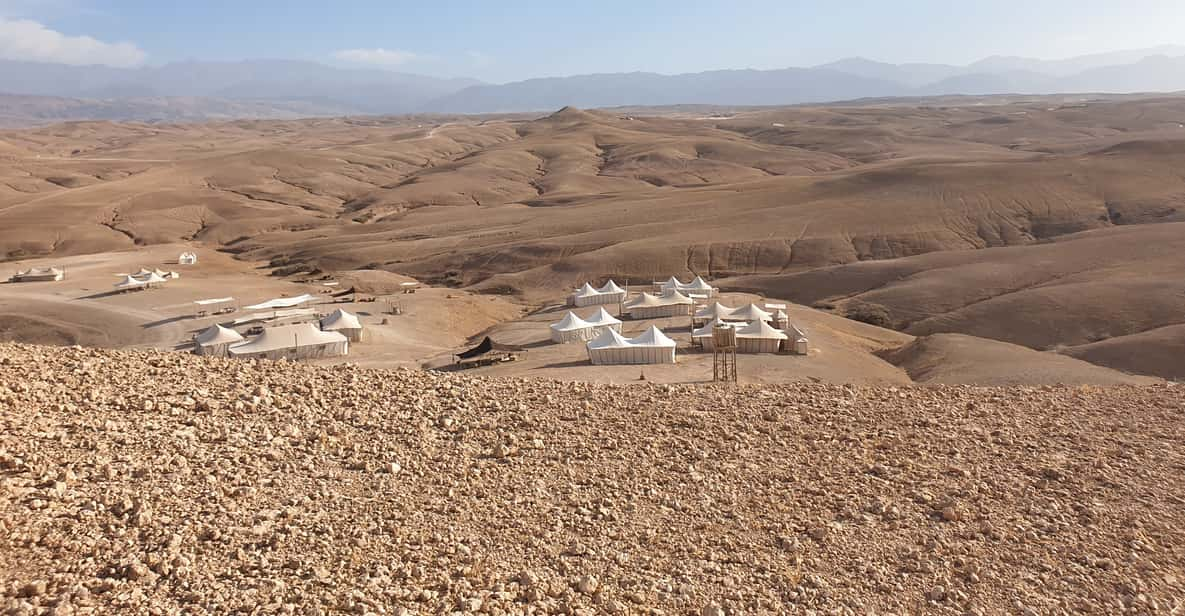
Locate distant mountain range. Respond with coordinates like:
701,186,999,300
1,47,1184,125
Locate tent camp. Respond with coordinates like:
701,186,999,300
320,308,363,342
244,294,314,311
569,280,627,307
661,276,718,297
735,320,789,354
586,325,677,365
623,290,693,319
179,252,198,265
193,324,245,357
228,323,348,361
550,311,595,343
113,275,146,292
11,267,64,282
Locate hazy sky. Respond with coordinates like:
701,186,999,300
1,0,1184,82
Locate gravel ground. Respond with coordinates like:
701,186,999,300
1,343,1183,615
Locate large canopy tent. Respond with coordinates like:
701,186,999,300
11,267,64,282
550,311,595,344
691,318,731,350
244,294,314,311
113,275,147,292
583,307,623,332
735,320,789,354
693,302,772,326
623,290,693,320
320,308,363,342
569,280,628,307
193,324,245,358
586,325,677,365
660,275,718,297
228,323,348,361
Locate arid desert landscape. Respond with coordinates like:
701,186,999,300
2,95,1184,384
3,93,1185,614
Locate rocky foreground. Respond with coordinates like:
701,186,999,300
0,343,1183,615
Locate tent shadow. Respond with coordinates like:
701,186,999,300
141,314,192,329
536,359,590,369
519,339,557,349
76,289,146,300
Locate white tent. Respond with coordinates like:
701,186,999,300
693,302,739,326
691,318,735,350
194,297,234,306
320,308,363,342
623,290,693,319
661,275,717,297
735,320,789,354
584,307,623,332
179,252,198,265
228,323,348,361
193,324,244,357
134,268,154,277
731,303,773,323
113,275,146,292
569,280,627,307
788,325,809,355
139,272,169,287
550,311,595,343
586,325,676,365
12,267,64,282
244,294,314,311
772,309,790,329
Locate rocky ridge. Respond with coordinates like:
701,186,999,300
0,343,1183,614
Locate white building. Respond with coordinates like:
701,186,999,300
569,280,628,307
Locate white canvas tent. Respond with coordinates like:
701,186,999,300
788,325,809,355
731,303,773,323
228,323,348,361
735,320,788,354
193,324,244,357
12,267,64,282
244,294,314,311
623,290,693,319
550,311,595,343
661,275,717,297
691,318,733,350
113,275,146,292
584,307,623,332
179,252,198,265
586,325,676,365
569,280,627,307
194,297,234,306
320,308,363,342
139,272,169,287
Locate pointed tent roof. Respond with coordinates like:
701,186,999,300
736,320,788,340
775,309,789,321
659,289,693,304
692,318,732,338
596,280,625,294
685,276,715,291
114,275,145,289
550,311,592,332
321,308,362,331
196,324,244,346
695,302,735,320
584,307,622,327
731,303,773,322
572,282,599,298
586,328,632,350
630,325,677,347
141,272,168,284
151,268,169,277
134,267,153,276
624,292,660,308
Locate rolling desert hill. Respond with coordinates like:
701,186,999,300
1,94,1183,381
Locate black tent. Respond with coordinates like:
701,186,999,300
455,336,526,360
